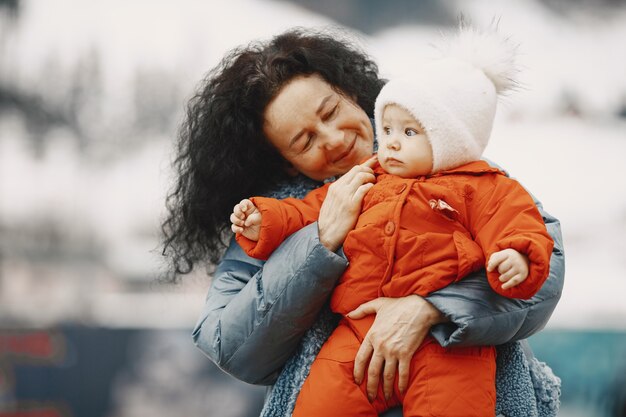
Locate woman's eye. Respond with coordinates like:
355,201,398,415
324,105,338,120
301,133,315,152
405,128,417,136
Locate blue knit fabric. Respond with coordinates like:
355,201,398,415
528,354,562,417
495,342,538,417
261,174,322,200
260,306,339,417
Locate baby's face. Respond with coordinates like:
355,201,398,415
377,104,433,178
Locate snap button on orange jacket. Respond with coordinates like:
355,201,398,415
384,221,395,236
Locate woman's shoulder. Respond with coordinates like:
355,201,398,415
481,157,509,176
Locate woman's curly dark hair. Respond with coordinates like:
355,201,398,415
161,27,385,281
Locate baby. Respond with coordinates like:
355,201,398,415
231,27,554,417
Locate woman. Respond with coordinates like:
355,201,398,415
162,28,564,416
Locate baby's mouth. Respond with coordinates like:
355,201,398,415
384,157,403,165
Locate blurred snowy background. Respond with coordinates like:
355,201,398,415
0,0,625,416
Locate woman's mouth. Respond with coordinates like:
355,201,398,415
332,136,357,163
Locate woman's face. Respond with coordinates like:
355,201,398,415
263,75,374,181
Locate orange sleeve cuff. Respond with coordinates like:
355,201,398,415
487,234,554,299
236,197,293,261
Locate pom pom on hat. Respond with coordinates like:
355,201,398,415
375,24,519,173
439,21,519,94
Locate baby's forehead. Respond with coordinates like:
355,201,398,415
382,103,420,123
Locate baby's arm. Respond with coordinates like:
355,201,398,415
487,248,529,290
230,199,262,241
471,176,554,299
233,184,331,261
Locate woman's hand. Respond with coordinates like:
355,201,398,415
347,295,446,402
318,157,377,251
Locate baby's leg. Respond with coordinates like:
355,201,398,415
400,338,497,417
292,320,386,417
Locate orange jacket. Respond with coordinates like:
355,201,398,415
237,160,554,314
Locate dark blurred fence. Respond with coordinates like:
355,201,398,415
1,328,625,417
0,327,265,417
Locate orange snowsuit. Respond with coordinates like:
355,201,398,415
237,160,554,417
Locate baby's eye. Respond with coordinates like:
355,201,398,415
383,126,391,135
405,128,418,136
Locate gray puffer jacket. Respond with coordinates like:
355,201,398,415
192,168,564,414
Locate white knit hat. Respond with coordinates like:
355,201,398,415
374,26,518,173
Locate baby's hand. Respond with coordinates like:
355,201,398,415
486,248,530,290
230,199,262,241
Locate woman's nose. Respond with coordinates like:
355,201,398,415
320,126,344,150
